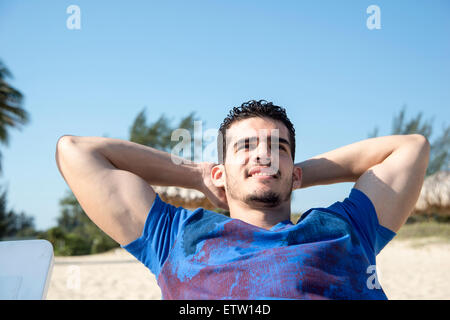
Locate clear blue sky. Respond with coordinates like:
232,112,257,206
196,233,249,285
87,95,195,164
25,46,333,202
0,0,449,230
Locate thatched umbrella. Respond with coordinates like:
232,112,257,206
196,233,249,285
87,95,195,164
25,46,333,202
153,186,216,210
414,171,450,216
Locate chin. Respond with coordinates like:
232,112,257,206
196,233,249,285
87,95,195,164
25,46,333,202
245,191,282,207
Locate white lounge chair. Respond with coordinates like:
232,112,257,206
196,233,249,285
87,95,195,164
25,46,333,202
0,239,54,300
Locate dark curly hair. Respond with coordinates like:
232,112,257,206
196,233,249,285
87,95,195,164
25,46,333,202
218,100,296,163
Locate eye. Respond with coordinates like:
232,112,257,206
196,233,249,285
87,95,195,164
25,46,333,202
237,142,256,151
271,143,288,153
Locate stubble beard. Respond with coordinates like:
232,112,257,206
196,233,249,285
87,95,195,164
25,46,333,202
225,171,293,208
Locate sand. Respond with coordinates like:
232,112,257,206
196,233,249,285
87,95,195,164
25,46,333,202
45,238,450,300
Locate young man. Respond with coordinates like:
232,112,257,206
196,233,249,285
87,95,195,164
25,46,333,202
55,100,430,299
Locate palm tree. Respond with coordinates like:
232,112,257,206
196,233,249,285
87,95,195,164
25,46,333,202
369,105,449,176
0,60,29,172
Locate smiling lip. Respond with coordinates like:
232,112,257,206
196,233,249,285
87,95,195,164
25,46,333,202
247,166,278,178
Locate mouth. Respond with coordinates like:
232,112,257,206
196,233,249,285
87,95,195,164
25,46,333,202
250,174,276,180
247,166,279,179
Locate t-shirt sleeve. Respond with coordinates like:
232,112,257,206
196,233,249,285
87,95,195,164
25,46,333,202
120,193,194,277
326,188,396,258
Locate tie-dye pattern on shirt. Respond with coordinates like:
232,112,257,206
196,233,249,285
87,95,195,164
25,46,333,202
157,209,388,299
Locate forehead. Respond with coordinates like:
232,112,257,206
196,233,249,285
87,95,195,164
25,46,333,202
225,117,290,145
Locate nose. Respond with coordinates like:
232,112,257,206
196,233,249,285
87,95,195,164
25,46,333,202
254,141,271,165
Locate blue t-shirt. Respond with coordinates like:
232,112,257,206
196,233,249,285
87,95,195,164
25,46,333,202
122,188,396,299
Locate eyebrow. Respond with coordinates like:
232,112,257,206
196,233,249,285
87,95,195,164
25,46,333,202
232,136,291,151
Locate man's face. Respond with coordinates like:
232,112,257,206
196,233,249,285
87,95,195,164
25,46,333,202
222,117,298,208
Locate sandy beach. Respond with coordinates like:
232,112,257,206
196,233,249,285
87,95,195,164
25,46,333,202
46,238,450,300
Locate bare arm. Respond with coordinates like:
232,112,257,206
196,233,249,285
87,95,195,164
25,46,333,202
295,134,430,232
55,135,204,245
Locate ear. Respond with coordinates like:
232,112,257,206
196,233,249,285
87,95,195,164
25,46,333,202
211,164,226,188
292,166,302,190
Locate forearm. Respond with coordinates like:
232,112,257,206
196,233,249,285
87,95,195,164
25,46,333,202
66,135,202,190
295,134,423,189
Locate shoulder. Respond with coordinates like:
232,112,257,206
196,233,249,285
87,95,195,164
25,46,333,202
296,205,359,244
322,188,396,254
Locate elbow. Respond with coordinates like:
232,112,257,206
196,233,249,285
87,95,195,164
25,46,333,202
57,134,75,145
411,134,430,151
409,134,431,165
409,133,429,143
55,135,78,169
56,135,75,155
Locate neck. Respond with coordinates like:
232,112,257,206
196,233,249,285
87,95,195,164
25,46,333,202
228,199,291,230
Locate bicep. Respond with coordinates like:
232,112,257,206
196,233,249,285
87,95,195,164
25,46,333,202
56,136,156,246
354,136,430,232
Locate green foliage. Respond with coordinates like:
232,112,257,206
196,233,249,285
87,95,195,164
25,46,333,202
0,61,30,173
427,125,450,176
129,109,173,150
369,105,449,176
0,187,37,240
129,107,202,154
39,226,90,256
39,191,119,256
0,61,37,241
391,108,434,137
396,219,450,241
